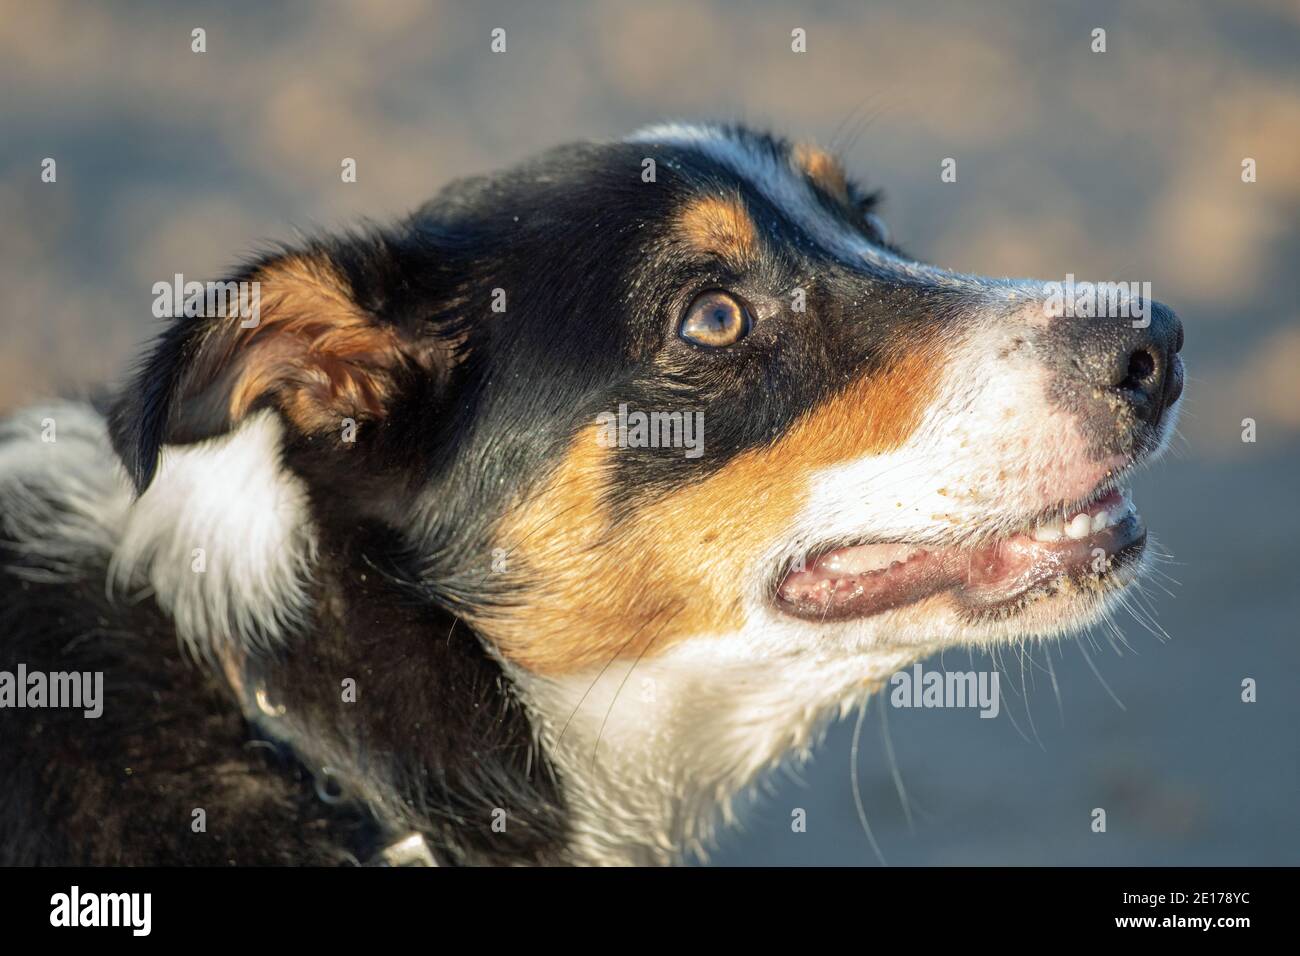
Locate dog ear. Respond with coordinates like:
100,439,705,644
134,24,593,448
110,245,452,493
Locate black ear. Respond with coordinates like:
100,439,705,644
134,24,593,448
110,244,453,493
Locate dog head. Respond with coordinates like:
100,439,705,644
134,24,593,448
111,123,1183,862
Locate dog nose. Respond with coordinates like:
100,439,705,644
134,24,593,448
1057,301,1184,427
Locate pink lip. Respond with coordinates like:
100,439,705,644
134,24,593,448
775,489,1144,621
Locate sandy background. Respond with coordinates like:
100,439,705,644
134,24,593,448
2,0,1297,864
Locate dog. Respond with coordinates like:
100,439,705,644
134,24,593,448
0,123,1183,866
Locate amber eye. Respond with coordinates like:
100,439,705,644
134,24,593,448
679,290,751,348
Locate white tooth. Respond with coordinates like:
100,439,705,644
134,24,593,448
1033,525,1063,542
1091,510,1112,533
1066,513,1092,539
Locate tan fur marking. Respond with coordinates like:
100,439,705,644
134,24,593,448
190,255,411,435
792,143,851,206
676,195,760,263
486,344,945,674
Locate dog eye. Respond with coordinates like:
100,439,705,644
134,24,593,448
679,290,751,348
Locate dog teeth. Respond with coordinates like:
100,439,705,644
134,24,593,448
1032,519,1064,542
1065,512,1093,539
1029,491,1135,543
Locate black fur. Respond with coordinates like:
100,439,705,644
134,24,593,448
0,534,380,865
0,129,956,865
0,126,1182,865
0,491,567,865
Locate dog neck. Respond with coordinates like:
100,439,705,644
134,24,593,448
507,637,916,865
116,413,923,865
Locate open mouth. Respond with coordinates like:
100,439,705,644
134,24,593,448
775,487,1146,621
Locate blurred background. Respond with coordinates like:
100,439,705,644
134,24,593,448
2,0,1296,864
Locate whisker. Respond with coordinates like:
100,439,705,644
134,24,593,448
590,607,683,769
1044,643,1065,723
878,693,914,832
556,613,658,749
1018,643,1044,750
1076,636,1126,710
850,697,887,866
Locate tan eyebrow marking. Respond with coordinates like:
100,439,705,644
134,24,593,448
792,143,852,207
675,194,760,264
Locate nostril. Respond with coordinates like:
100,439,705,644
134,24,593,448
1121,347,1157,390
